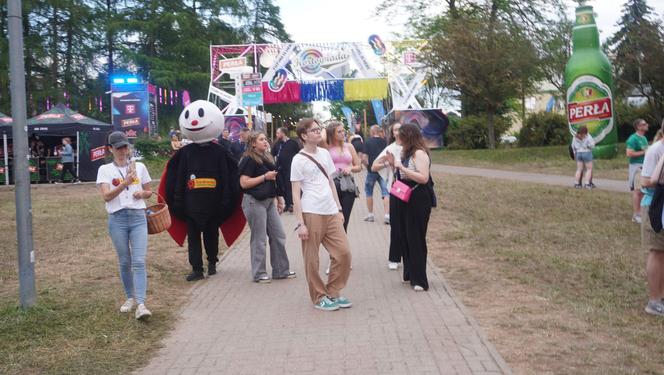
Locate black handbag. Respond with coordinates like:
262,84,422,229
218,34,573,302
649,166,664,232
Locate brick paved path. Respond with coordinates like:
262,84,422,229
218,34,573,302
138,173,510,375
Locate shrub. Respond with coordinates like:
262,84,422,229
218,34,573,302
133,137,172,159
615,101,658,142
518,111,569,147
445,115,511,149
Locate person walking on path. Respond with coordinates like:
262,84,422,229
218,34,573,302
571,125,596,189
385,123,433,292
271,127,301,212
239,132,296,283
326,121,362,231
627,118,649,223
59,137,79,183
96,131,153,320
362,125,389,224
231,127,250,162
639,120,664,316
372,121,403,270
291,118,352,311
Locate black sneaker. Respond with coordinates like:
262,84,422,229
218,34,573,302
208,263,217,276
186,271,205,282
585,183,596,190
574,184,582,189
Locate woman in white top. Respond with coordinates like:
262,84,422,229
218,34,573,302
371,121,403,270
571,125,596,189
385,123,433,292
96,131,153,320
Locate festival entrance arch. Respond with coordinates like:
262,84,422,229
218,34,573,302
208,38,429,114
208,38,447,147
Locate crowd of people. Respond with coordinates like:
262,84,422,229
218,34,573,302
97,117,437,318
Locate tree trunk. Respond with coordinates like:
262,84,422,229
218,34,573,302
22,8,33,114
50,5,60,90
107,0,114,77
487,106,496,149
64,19,74,89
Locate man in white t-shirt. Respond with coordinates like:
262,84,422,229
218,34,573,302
639,123,664,317
291,118,352,311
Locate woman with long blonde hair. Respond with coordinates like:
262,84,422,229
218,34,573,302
239,131,295,283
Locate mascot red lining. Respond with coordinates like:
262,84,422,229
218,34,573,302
158,100,246,281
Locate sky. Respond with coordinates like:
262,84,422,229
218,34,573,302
274,0,664,44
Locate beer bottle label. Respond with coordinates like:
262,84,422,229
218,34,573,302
566,75,614,143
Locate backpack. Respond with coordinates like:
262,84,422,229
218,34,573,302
649,167,664,233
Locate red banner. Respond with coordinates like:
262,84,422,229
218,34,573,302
262,81,301,104
90,146,106,162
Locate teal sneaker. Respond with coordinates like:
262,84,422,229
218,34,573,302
314,296,339,311
331,296,352,308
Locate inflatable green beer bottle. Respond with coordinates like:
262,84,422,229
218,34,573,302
565,5,617,158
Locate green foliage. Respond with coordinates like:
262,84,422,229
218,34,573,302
446,115,511,150
133,137,172,159
615,101,659,142
518,112,569,147
0,0,291,126
608,0,664,123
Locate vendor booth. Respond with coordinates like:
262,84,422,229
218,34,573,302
2,105,112,183
0,112,11,185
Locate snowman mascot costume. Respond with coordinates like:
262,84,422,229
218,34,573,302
158,100,245,281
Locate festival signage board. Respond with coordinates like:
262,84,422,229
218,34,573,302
111,83,151,138
240,73,263,107
219,57,247,71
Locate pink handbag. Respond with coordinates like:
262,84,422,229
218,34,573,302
390,179,417,203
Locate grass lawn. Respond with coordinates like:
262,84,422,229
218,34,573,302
431,144,629,180
0,184,201,375
429,173,664,374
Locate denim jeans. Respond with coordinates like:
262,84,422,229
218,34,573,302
108,209,148,304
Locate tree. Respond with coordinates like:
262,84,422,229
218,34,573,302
428,6,540,148
242,0,291,43
608,0,664,123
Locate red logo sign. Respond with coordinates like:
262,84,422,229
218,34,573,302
121,117,140,127
567,98,612,124
125,104,136,114
0,167,4,174
90,146,106,162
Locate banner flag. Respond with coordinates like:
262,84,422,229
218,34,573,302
371,99,386,125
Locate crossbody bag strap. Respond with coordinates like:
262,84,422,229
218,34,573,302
299,151,329,180
657,160,664,186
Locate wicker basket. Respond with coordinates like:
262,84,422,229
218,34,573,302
145,193,171,235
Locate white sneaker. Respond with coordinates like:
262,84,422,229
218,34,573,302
363,214,375,222
325,266,330,275
388,262,399,270
633,214,642,224
384,215,390,225
413,285,425,292
135,304,152,320
120,298,135,313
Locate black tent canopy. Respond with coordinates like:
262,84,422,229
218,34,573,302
2,105,112,181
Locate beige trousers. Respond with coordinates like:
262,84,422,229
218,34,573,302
301,213,352,304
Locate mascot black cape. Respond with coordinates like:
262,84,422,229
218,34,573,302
158,100,246,281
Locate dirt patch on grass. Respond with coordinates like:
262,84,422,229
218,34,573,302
428,173,664,374
0,183,228,375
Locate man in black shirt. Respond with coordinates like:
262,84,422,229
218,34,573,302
271,127,301,212
362,125,389,224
